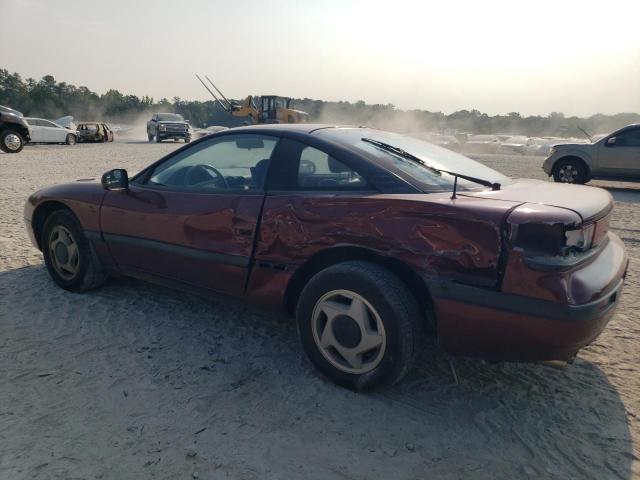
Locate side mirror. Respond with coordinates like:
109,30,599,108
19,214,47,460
101,169,128,191
607,137,617,145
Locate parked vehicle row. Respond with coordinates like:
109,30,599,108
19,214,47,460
25,124,628,390
0,105,116,153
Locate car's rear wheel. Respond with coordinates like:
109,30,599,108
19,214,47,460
0,129,25,153
65,134,76,145
42,210,107,292
296,261,422,391
553,158,587,184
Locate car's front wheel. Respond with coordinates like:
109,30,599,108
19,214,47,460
297,261,422,391
553,158,588,184
0,129,25,153
65,134,76,145
42,210,107,292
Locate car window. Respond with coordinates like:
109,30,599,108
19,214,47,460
147,134,278,193
28,119,42,126
42,120,58,128
298,146,367,189
614,128,640,147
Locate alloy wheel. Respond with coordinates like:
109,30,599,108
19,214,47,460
4,133,22,151
311,289,387,374
48,225,80,280
558,164,578,182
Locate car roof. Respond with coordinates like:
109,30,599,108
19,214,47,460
224,123,361,135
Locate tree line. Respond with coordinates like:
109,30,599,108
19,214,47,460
1,68,638,137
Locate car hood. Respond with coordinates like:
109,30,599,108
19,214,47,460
462,179,612,222
552,143,595,149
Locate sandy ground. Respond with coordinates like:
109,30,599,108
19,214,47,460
1,141,639,479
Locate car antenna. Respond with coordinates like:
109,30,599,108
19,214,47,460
577,126,593,142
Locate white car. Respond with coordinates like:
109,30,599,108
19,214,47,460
25,117,77,145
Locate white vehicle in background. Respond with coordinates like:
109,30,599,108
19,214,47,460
25,117,77,145
410,132,461,152
54,115,77,132
496,135,529,155
543,124,640,183
462,134,501,154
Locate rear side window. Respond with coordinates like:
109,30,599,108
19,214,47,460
298,146,367,189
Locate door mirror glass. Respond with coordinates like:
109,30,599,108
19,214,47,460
102,169,128,190
607,136,617,145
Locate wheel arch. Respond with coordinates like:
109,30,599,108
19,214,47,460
284,246,436,333
31,200,75,250
553,153,592,177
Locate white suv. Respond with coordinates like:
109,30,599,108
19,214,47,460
542,124,640,183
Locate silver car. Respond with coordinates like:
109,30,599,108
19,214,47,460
543,124,640,183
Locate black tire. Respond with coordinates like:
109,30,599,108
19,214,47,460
184,136,191,143
552,158,588,184
65,134,76,145
0,129,25,153
155,132,162,143
296,261,422,391
41,210,107,292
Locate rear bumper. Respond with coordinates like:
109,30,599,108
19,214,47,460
431,233,628,361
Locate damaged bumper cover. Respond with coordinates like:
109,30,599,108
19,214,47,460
430,232,628,361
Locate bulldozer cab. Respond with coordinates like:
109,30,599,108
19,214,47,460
259,96,291,123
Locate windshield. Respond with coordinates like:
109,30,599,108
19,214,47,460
319,128,507,192
157,113,184,121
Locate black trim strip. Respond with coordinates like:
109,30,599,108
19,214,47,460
427,277,624,323
85,230,102,242
101,232,249,268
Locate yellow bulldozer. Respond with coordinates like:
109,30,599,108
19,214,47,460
196,74,308,124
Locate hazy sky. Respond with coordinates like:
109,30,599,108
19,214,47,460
1,0,639,116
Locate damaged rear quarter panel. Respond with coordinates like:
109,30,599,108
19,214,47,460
502,204,583,302
253,193,519,301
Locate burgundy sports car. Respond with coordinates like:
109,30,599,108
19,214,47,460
24,124,628,390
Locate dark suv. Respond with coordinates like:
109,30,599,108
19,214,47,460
0,105,31,153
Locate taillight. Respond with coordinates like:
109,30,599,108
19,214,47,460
512,222,598,256
565,223,595,251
